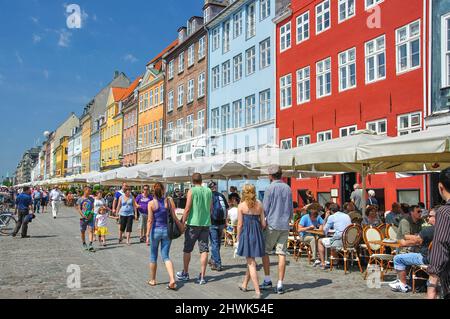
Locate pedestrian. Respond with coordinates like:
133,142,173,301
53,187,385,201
260,165,293,295
146,182,182,290
49,186,64,219
76,186,95,252
236,184,266,299
427,167,450,299
93,190,111,242
117,187,139,246
95,206,117,247
41,189,48,213
350,184,365,212
12,186,33,238
229,186,241,203
32,187,42,214
136,185,153,243
177,173,212,285
112,182,128,217
208,181,229,271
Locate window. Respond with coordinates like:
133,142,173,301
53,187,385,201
260,0,270,20
260,38,271,69
367,119,387,135
166,122,173,142
296,66,311,104
296,11,309,44
317,130,332,142
297,135,311,147
198,73,205,98
139,95,143,112
143,125,148,146
280,74,292,109
177,85,184,108
223,20,231,53
197,110,205,135
365,35,386,83
160,84,164,104
396,20,421,74
186,114,194,138
149,90,154,107
397,189,420,206
178,52,184,73
398,112,422,136
221,104,231,132
365,0,383,10
168,60,174,80
316,0,330,34
159,120,163,142
188,45,195,67
138,127,143,147
246,47,256,75
281,139,292,150
198,36,206,60
154,87,159,106
187,79,194,103
176,118,184,140
339,48,356,91
212,66,220,90
233,100,244,128
234,11,243,38
233,54,243,81
154,121,158,143
148,123,153,145
259,89,271,122
212,28,220,51
316,57,331,98
245,95,256,126
340,125,357,137
247,2,256,38
168,90,174,112
222,60,231,86
338,0,355,23
280,22,291,52
211,108,220,134
144,93,148,110
443,14,450,87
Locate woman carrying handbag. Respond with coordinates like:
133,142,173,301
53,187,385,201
146,182,184,290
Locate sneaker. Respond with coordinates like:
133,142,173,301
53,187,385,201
390,282,411,293
197,275,207,285
388,279,400,289
216,265,223,272
88,244,95,252
176,271,190,282
260,280,273,290
313,260,321,267
82,243,88,250
276,286,285,295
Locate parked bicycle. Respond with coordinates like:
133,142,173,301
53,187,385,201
0,211,17,236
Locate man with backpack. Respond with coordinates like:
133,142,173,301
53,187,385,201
208,181,229,271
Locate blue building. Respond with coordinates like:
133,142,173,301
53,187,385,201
90,130,101,173
426,0,450,128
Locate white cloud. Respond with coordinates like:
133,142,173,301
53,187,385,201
30,17,39,24
123,54,138,63
15,51,24,65
58,29,72,47
43,70,49,79
32,34,42,44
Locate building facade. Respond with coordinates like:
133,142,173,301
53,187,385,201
54,137,69,177
275,0,429,209
163,7,219,162
67,126,82,176
122,77,141,167
15,148,40,184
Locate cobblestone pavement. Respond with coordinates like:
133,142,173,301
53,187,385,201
0,206,423,299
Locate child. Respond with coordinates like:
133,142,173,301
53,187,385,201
95,207,117,247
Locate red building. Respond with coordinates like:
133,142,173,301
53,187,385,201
275,0,430,210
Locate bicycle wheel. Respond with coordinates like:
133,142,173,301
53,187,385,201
0,214,17,236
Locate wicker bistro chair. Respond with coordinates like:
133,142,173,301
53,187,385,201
385,224,398,240
224,224,237,247
410,242,433,293
330,224,363,274
377,224,386,240
363,226,394,281
287,220,302,260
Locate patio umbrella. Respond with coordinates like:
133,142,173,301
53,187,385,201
138,160,177,179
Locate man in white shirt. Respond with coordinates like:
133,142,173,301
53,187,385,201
49,186,63,219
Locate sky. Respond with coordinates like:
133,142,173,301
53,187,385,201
0,0,202,179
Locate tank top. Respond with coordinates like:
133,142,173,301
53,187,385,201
119,196,134,217
153,197,168,229
187,186,212,227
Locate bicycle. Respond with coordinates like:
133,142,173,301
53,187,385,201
0,211,17,236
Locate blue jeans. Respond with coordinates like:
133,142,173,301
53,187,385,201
209,224,225,267
150,227,171,263
33,199,41,214
393,253,425,271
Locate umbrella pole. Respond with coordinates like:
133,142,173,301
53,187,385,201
361,166,367,216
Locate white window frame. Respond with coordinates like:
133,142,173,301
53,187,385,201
198,36,206,60
198,72,205,98
222,60,231,87
246,2,256,39
187,79,194,103
397,112,422,136
246,46,256,76
297,135,311,147
365,0,383,10
260,0,270,21
245,95,256,126
177,84,184,108
212,66,220,90
442,14,450,88
260,38,271,69
188,45,195,67
365,35,386,84
338,0,355,23
339,47,357,92
223,20,231,54
280,138,292,150
178,52,184,74
221,104,231,132
197,110,205,135
211,108,220,134
233,54,243,82
280,22,291,52
168,60,174,80
259,89,271,122
316,57,332,98
316,0,331,35
396,19,421,74
296,66,311,105
296,11,310,44
212,28,220,51
317,130,332,142
186,114,194,138
339,125,357,137
233,99,244,129
366,118,387,135
234,10,243,38
280,74,292,109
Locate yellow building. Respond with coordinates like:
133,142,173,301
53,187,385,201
138,41,177,164
81,116,91,173
54,136,69,177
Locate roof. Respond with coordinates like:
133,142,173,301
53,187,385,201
119,76,143,101
111,87,128,102
147,40,179,67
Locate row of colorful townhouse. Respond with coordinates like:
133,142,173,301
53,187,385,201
30,0,450,210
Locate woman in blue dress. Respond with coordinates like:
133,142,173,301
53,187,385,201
237,184,266,299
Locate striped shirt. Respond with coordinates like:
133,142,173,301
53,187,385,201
428,201,450,297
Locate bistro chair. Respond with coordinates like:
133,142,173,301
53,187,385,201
330,224,363,274
362,226,394,281
385,224,398,240
224,224,237,247
377,224,387,240
410,242,433,293
287,220,301,259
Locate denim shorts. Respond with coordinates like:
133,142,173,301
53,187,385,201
183,226,210,254
80,218,95,232
150,227,171,263
393,253,425,271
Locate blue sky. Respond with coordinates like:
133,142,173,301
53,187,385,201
0,0,201,179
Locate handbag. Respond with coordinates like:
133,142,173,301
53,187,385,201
166,197,182,240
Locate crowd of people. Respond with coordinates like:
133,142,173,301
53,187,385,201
4,166,450,299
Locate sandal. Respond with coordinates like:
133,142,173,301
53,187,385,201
147,280,157,287
239,286,248,292
167,283,178,291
